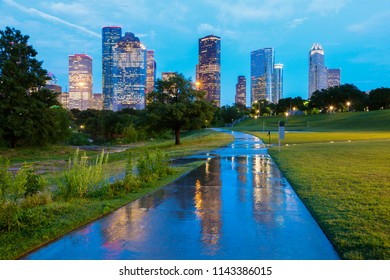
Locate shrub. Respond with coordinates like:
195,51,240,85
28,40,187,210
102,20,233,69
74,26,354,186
58,149,109,200
122,125,138,143
137,150,171,183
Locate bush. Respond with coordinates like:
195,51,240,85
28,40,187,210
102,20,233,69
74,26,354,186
0,159,49,232
122,125,138,143
137,150,171,183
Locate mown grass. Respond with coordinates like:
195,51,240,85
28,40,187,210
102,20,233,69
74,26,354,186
247,128,390,259
236,110,390,132
0,129,233,259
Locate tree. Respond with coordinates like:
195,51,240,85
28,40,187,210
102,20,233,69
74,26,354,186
308,84,367,112
0,27,63,147
146,73,215,145
368,87,390,110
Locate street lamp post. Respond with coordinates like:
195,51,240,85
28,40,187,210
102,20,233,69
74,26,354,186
346,101,351,112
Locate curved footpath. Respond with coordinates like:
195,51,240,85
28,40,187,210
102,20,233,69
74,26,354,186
22,130,339,260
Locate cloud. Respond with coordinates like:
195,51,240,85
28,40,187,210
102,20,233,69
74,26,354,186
307,0,350,15
287,17,308,29
197,23,221,35
346,11,390,34
3,0,100,38
214,0,295,22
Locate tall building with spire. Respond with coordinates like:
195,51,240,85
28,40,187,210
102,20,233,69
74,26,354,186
68,54,93,110
196,35,221,107
235,75,246,106
308,43,328,98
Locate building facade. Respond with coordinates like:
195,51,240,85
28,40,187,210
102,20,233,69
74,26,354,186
68,54,93,110
235,75,246,106
146,50,156,103
102,26,122,110
327,68,341,88
102,27,147,111
308,43,328,98
112,32,146,111
250,48,274,105
272,64,284,104
196,35,221,107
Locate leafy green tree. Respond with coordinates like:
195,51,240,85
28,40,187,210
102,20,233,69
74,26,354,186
0,27,63,147
309,84,367,112
368,87,390,110
146,73,215,145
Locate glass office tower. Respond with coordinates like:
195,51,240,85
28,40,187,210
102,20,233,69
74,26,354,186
235,75,246,106
250,48,274,105
196,35,221,107
68,54,93,110
272,64,284,104
112,32,146,111
102,26,122,110
102,27,147,111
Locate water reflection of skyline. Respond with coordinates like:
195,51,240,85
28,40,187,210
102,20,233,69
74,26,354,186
23,131,339,260
194,158,222,256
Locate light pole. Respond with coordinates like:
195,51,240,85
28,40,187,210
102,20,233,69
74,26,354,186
346,101,351,112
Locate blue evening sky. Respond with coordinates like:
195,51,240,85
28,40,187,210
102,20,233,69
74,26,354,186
1,0,389,106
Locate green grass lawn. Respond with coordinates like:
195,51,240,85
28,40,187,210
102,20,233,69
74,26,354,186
242,111,390,259
0,129,233,260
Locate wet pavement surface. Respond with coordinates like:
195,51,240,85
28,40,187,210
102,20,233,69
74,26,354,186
23,130,339,260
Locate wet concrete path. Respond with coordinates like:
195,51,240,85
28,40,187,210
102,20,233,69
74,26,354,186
23,130,339,260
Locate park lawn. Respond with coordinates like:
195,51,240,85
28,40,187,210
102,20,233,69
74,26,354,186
250,130,390,259
0,129,233,259
255,131,390,145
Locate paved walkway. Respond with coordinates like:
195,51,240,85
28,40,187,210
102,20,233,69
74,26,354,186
23,130,339,260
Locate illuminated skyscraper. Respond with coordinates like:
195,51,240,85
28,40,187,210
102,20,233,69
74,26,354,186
102,26,122,110
146,50,156,102
308,43,328,98
196,35,221,107
235,75,246,106
250,48,274,105
112,32,146,111
272,64,284,104
327,68,341,88
68,54,93,110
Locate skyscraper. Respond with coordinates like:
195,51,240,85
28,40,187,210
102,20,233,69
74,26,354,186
235,76,246,106
250,48,274,105
196,35,221,107
102,27,147,111
102,26,122,110
308,43,328,98
112,32,146,111
328,68,341,88
273,64,284,104
146,50,156,102
68,54,93,110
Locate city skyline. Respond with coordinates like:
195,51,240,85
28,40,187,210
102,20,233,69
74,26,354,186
1,0,390,106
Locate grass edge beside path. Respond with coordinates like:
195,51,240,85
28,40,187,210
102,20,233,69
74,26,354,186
249,131,390,260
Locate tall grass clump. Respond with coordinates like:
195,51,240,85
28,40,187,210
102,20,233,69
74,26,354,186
58,149,109,200
137,149,171,183
0,157,48,232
